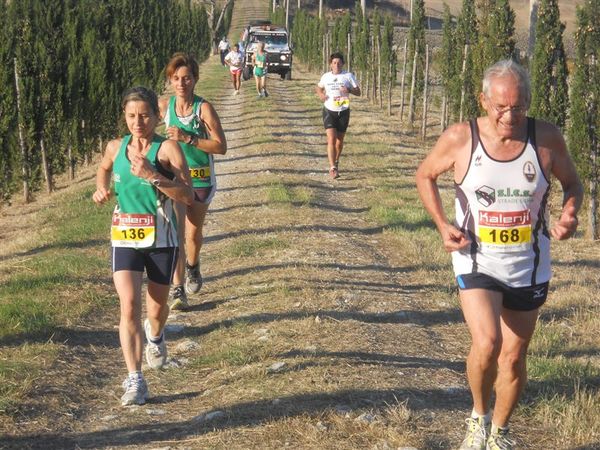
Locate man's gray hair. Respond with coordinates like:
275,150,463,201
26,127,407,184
482,59,531,104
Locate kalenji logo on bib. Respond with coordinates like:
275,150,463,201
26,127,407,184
478,210,531,227
112,214,155,226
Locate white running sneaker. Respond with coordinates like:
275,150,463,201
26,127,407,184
185,263,202,294
144,319,167,369
169,284,189,311
121,373,148,406
460,417,488,450
487,427,514,450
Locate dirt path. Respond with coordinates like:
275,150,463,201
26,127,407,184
0,2,554,449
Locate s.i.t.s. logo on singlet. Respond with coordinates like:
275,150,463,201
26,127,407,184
476,185,496,207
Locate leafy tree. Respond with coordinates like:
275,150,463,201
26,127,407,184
0,1,18,201
354,1,370,78
0,0,214,204
454,0,479,120
406,0,426,103
568,0,600,238
476,0,515,73
529,0,569,129
13,0,43,196
440,4,458,125
339,10,352,59
380,14,396,87
489,0,516,61
332,16,343,53
291,9,325,72
370,8,382,98
331,11,351,57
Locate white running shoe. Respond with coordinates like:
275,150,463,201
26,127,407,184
185,263,202,294
487,427,514,450
460,417,488,450
169,284,189,311
121,373,148,406
144,319,167,369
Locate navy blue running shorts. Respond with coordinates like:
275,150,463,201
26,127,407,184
112,247,178,285
456,272,549,311
193,186,215,205
323,107,350,133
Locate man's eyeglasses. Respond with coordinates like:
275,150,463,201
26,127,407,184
485,97,528,116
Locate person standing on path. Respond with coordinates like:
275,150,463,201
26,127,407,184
316,52,361,180
252,41,268,98
218,37,230,66
92,86,193,406
159,53,227,310
224,43,244,95
416,60,582,450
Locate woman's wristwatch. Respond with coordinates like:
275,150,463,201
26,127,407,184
187,134,197,146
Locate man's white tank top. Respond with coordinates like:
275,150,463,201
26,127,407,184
452,118,551,287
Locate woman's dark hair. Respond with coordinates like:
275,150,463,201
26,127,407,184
121,86,159,116
329,52,344,64
165,52,199,80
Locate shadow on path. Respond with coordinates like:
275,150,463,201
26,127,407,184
0,387,470,450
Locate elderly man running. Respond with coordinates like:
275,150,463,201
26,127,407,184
416,60,582,449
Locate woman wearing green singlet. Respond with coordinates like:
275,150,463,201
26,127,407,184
93,87,193,406
159,53,227,311
252,41,268,98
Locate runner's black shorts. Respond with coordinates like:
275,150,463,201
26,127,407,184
322,107,350,133
194,186,215,205
112,247,178,285
456,272,549,311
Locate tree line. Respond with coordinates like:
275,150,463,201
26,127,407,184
277,0,599,239
0,0,233,205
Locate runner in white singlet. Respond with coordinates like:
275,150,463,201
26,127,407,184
224,44,243,95
416,60,582,450
452,117,551,288
316,52,361,180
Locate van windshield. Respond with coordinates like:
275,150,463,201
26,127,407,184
251,34,287,46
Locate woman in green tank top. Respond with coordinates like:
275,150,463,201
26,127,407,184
159,53,227,310
252,42,268,97
93,87,193,406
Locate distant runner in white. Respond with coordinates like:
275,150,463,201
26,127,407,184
316,52,361,180
416,60,582,450
224,44,244,95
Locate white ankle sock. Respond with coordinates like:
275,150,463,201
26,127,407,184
491,423,509,434
471,409,491,424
